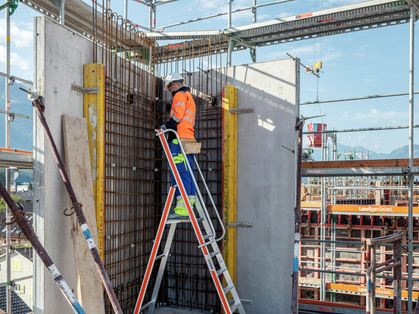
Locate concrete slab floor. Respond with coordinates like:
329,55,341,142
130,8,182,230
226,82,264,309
154,307,213,314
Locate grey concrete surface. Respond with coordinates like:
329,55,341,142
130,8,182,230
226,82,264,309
211,59,299,313
33,16,92,314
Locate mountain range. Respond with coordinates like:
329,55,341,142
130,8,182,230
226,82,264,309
310,143,419,161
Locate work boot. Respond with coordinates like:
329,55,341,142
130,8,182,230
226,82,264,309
168,212,189,220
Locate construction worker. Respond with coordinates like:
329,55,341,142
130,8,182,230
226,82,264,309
160,73,197,219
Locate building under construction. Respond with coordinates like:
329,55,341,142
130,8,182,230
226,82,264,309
0,0,418,314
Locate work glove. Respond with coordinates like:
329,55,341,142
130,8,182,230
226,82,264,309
159,124,166,131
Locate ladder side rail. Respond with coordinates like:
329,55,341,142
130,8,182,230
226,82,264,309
159,128,217,245
157,129,234,314
133,187,176,314
193,155,226,242
195,198,245,313
147,223,178,313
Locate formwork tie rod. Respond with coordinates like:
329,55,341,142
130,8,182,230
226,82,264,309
0,179,86,314
19,88,123,314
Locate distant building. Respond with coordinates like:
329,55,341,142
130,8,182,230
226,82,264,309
0,204,33,255
14,192,33,203
13,182,30,193
0,250,33,312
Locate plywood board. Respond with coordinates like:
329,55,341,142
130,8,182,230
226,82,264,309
62,114,105,313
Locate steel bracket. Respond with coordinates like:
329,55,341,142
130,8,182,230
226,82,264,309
240,298,253,304
229,222,253,228
403,167,411,175
71,83,99,94
230,107,254,114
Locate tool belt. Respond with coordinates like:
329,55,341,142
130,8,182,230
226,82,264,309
180,138,201,154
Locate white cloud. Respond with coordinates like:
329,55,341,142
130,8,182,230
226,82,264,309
358,135,367,140
0,19,33,48
265,42,342,64
0,44,29,70
355,108,408,121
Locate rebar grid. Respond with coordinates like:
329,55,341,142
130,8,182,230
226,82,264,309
92,3,226,312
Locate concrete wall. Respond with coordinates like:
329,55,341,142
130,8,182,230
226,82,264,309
33,16,92,314
219,59,299,313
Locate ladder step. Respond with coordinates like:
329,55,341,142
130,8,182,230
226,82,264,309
223,283,234,295
230,301,241,313
140,300,156,311
156,253,166,260
210,249,220,258
203,233,214,240
217,266,227,276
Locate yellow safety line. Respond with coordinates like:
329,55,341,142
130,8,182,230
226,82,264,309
223,85,238,292
83,63,105,260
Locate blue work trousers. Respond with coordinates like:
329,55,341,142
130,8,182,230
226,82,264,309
170,140,196,199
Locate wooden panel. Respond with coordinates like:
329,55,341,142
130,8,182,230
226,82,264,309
62,114,105,313
302,159,419,169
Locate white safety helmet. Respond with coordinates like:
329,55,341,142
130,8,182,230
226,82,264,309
164,73,184,91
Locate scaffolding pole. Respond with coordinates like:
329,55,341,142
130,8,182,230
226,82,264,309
5,3,11,313
227,0,232,66
408,5,415,314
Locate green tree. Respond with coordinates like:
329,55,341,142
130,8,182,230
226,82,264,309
0,168,4,186
28,182,33,191
0,194,24,211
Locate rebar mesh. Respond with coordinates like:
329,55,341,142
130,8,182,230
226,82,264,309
93,4,226,312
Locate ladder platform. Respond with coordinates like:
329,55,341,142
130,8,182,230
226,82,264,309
166,217,204,224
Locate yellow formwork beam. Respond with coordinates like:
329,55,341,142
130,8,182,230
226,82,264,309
83,63,105,260
222,85,238,289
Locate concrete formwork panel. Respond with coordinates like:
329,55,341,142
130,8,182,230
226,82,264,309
220,59,299,313
33,16,92,314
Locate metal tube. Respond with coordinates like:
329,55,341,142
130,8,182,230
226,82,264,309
304,124,419,134
60,0,65,26
5,6,11,313
124,0,128,20
291,119,303,314
227,0,232,66
301,91,419,105
29,96,123,314
0,178,86,313
253,0,256,22
408,6,415,314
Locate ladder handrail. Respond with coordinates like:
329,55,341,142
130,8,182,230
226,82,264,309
193,155,226,242
156,128,226,244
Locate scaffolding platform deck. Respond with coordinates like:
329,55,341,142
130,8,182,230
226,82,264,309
0,149,33,169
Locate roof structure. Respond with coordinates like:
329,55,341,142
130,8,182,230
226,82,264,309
0,287,32,314
0,203,33,241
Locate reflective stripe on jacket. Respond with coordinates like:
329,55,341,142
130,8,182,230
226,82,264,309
170,89,196,140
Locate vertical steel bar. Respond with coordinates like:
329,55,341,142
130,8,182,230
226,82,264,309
291,119,303,314
0,179,86,314
29,97,123,314
5,4,11,313
408,5,415,314
366,243,371,314
60,0,65,26
227,0,232,66
124,0,127,20
371,245,376,314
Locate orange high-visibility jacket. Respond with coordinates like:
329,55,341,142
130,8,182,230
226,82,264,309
170,88,196,140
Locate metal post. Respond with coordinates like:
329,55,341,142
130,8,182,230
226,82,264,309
252,0,257,62
60,0,65,26
291,119,303,314
320,133,325,301
124,0,128,20
371,245,376,314
394,240,402,314
408,5,415,314
366,243,371,314
5,4,11,313
227,0,232,66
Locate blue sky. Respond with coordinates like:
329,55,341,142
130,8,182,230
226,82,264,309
2,0,419,154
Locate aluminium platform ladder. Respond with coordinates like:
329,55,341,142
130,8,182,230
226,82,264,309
133,128,246,314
